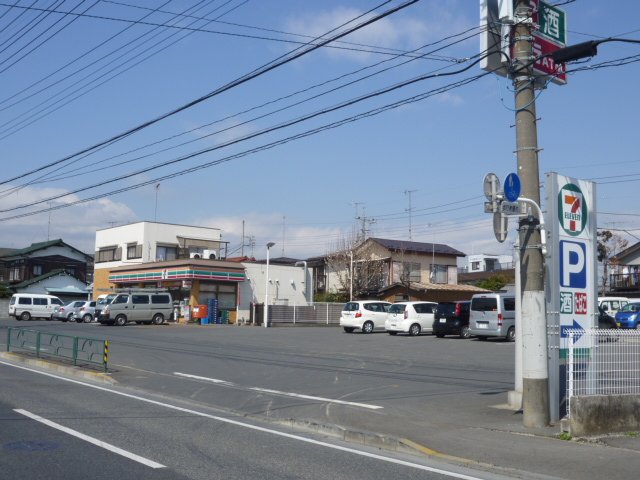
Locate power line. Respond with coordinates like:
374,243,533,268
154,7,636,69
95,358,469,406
0,0,418,185
0,68,490,222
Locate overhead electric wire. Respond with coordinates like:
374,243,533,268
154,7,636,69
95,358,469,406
0,0,418,186
0,0,38,38
0,0,101,76
0,1,21,22
0,63,491,221
101,0,459,63
0,0,65,54
18,25,484,187
0,0,244,138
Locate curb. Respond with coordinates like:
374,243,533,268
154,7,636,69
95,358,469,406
0,351,116,385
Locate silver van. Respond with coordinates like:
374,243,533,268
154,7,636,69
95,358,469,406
99,290,172,326
9,293,64,321
469,293,516,341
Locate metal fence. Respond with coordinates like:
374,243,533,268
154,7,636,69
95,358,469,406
268,302,344,325
564,328,640,416
7,328,109,371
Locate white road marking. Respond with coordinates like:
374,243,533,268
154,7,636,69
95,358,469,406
1,360,485,480
173,372,383,410
14,409,165,469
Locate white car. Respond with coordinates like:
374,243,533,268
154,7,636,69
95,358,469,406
385,301,438,336
339,300,391,334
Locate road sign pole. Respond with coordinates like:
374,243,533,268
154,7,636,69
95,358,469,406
513,0,549,428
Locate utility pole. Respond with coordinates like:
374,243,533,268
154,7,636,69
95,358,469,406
512,0,549,428
355,208,376,241
404,189,416,241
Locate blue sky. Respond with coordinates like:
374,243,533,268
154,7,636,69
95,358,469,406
0,0,638,261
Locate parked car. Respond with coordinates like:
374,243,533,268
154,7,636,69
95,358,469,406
94,293,117,320
72,300,97,323
597,305,617,330
8,293,64,321
598,297,628,317
433,301,471,338
339,300,391,334
99,290,173,326
52,300,87,322
614,302,640,329
468,293,516,341
384,301,437,336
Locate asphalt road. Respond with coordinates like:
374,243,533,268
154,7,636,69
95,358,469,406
0,350,510,480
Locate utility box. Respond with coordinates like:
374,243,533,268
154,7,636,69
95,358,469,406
192,305,208,319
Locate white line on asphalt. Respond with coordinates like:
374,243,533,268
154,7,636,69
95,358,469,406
1,361,484,480
173,372,384,410
13,409,165,469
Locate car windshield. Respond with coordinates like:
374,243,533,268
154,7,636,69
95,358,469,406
620,303,640,313
471,297,497,312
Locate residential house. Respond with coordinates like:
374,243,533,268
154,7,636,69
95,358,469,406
0,239,93,300
608,242,640,298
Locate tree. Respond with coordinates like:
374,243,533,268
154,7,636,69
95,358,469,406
476,274,509,292
0,283,11,298
326,235,386,299
597,230,628,295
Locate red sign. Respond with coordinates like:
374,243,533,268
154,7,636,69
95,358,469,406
532,36,567,84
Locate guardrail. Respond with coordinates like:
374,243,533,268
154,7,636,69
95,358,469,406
6,328,109,371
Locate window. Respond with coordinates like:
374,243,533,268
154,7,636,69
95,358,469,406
431,264,448,284
18,297,32,305
471,261,480,271
112,294,129,304
127,244,143,259
33,265,43,276
34,298,47,306
415,303,434,314
471,297,498,312
96,247,122,263
503,298,516,311
132,295,149,305
151,294,171,304
156,245,177,261
9,267,21,281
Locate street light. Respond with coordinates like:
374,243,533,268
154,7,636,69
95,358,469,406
264,242,275,328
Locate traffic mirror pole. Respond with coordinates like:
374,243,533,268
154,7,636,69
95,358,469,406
512,0,549,428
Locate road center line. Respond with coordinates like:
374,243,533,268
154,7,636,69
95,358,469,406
173,372,383,410
1,360,484,480
13,409,165,469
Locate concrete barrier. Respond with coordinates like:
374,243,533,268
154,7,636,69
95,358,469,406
569,394,640,436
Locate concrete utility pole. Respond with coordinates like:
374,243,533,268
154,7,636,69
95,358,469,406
512,0,549,427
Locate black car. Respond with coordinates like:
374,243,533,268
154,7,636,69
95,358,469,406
433,301,471,338
598,305,618,330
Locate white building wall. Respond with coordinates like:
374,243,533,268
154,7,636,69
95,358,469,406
236,263,313,323
94,222,221,270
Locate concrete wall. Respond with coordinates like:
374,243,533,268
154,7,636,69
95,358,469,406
569,394,640,436
0,298,9,318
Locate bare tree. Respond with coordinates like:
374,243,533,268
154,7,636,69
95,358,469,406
597,230,628,295
326,235,386,299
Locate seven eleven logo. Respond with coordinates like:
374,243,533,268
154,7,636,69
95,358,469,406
558,183,587,236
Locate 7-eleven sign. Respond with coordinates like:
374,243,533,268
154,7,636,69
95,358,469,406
558,183,588,236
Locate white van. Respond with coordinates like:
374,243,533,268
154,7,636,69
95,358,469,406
468,293,516,341
598,297,628,316
9,293,64,321
99,290,173,326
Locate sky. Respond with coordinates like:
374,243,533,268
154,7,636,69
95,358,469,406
0,0,639,263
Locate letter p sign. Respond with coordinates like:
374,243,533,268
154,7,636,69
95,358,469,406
560,240,586,288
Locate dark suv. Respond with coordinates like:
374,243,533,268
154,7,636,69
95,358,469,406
433,301,471,338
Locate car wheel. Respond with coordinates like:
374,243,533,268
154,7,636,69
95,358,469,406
19,311,30,321
152,313,164,325
343,327,355,333
409,323,421,336
435,334,445,338
460,326,471,339
506,326,516,342
115,315,127,327
362,321,374,334
83,314,92,323
388,331,397,336
67,313,75,322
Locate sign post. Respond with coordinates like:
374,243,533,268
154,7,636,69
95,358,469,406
545,172,597,421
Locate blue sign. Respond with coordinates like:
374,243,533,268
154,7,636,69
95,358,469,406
560,240,587,288
504,173,521,202
560,319,584,341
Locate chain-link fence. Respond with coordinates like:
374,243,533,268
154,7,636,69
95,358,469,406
564,328,640,416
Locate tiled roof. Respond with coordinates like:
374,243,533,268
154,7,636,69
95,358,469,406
379,281,490,293
12,269,73,289
0,239,91,260
368,238,466,257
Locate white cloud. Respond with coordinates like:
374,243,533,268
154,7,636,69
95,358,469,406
0,185,136,252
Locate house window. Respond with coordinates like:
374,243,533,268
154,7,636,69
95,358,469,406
33,265,43,276
9,267,21,281
156,245,177,261
127,244,143,259
471,261,480,271
393,262,421,283
96,246,122,263
431,264,448,284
